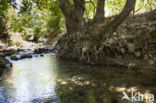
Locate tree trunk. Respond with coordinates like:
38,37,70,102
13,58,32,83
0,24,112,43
58,0,85,34
56,0,137,65
93,0,105,24
109,0,136,31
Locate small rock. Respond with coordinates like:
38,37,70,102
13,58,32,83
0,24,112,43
11,55,19,60
20,54,32,59
34,48,53,54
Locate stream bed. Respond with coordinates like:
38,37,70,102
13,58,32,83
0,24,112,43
0,54,156,103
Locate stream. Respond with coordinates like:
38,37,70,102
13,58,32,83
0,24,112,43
0,54,155,103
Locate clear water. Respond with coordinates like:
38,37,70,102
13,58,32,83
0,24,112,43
0,55,155,103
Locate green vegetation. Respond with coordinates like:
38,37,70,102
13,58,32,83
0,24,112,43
1,0,155,43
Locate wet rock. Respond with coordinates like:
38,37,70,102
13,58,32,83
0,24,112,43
34,49,40,54
10,55,19,60
20,54,32,59
34,48,53,54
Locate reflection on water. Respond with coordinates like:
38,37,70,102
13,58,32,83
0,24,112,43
0,55,156,103
0,55,59,103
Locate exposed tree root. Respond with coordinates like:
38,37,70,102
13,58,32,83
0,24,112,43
55,10,156,69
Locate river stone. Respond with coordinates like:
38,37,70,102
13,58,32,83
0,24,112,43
11,55,19,60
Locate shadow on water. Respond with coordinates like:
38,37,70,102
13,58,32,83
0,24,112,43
0,55,156,103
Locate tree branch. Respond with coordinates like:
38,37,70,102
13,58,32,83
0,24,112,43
110,0,136,31
85,0,96,8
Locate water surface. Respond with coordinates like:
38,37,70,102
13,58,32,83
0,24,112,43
0,55,155,103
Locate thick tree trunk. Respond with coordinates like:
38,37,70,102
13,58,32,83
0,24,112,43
59,0,85,34
56,0,137,66
93,0,105,24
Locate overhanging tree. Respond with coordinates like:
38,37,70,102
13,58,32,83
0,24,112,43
56,0,136,64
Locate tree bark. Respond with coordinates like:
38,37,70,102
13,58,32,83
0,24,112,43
73,0,85,18
93,0,105,24
58,0,85,34
110,0,136,31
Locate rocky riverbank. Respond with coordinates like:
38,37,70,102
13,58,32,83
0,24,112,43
0,47,54,76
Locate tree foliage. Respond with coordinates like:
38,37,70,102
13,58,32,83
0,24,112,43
1,0,156,42
8,0,63,41
0,0,10,41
